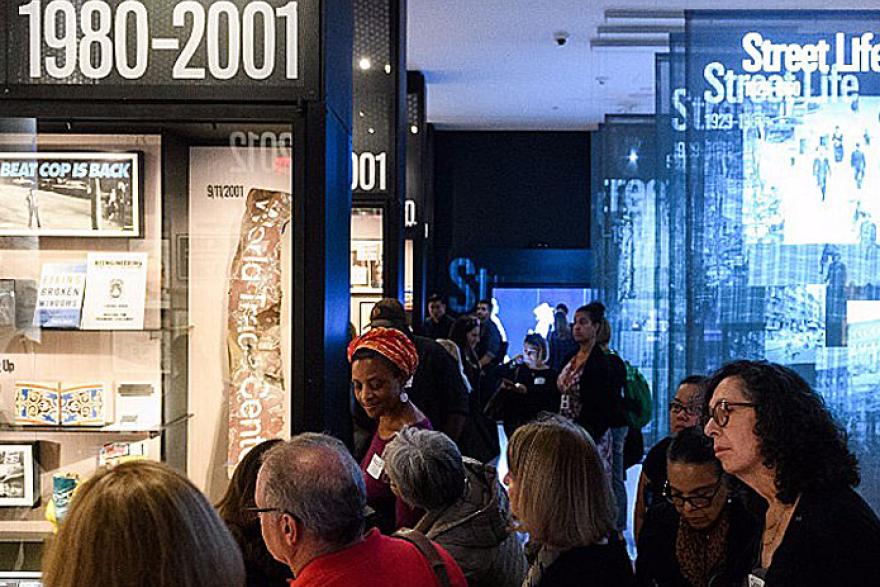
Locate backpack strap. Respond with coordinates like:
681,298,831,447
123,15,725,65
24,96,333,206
392,528,452,587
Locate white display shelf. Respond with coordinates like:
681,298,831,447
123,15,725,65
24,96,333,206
0,425,160,436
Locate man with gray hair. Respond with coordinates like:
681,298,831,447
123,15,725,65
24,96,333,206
255,432,467,586
383,428,527,587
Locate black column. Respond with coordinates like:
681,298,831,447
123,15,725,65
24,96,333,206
292,0,354,441
352,0,407,300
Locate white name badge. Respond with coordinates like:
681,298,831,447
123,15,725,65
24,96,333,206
748,574,766,587
535,377,546,385
367,454,385,480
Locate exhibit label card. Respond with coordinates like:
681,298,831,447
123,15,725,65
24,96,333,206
33,263,87,328
81,253,148,330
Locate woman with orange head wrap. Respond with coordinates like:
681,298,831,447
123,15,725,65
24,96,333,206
348,327,431,533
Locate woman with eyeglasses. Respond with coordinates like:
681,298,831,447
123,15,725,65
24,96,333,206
635,427,759,587
634,375,707,539
703,360,880,586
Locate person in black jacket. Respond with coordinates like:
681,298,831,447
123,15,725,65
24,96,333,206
505,414,634,587
450,314,500,463
703,360,880,586
557,302,625,477
634,376,708,539
493,333,559,438
636,427,759,587
422,293,455,339
595,317,631,534
368,298,469,442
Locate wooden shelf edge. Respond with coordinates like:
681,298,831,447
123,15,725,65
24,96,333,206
0,520,53,540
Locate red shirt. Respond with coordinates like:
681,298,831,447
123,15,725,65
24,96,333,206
289,528,468,587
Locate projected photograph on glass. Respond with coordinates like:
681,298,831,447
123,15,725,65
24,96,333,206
491,287,595,356
743,97,880,246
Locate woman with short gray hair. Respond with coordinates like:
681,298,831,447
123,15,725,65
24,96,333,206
383,427,527,587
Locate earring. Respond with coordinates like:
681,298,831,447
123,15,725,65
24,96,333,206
400,391,409,403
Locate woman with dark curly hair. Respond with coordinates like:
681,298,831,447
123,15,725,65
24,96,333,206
703,360,880,586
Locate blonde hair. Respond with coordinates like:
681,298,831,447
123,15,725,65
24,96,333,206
42,461,244,587
507,415,615,548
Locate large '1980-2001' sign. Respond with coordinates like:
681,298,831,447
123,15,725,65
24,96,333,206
3,0,318,100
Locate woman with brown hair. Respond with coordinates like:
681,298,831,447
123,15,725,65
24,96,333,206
348,326,431,534
217,439,292,586
42,460,244,587
557,302,625,477
504,415,634,587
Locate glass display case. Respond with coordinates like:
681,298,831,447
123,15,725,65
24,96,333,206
0,119,294,572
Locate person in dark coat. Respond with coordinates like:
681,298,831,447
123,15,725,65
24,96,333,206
450,314,500,463
557,302,625,477
636,428,759,587
505,415,634,587
493,333,559,438
703,360,880,586
548,307,578,372
421,293,455,339
634,375,708,539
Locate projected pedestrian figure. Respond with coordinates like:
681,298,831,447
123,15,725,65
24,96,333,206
26,187,41,229
813,147,830,200
821,245,847,347
833,126,844,163
852,142,866,189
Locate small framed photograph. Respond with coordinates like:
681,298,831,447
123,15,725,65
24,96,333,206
0,444,39,507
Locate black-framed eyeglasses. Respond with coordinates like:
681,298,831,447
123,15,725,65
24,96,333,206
668,401,701,417
662,478,724,509
710,399,757,428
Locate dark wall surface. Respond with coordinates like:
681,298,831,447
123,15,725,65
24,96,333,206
427,131,592,305
433,131,591,251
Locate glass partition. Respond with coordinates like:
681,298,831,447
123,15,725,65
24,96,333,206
0,118,295,574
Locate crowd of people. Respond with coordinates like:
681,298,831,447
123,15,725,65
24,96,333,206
39,296,880,587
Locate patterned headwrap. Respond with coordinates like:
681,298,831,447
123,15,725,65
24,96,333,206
347,327,419,382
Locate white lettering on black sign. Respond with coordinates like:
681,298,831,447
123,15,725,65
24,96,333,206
17,0,299,83
351,151,387,192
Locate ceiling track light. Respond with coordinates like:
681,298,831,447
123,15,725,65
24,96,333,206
590,38,669,48
591,9,683,49
604,9,684,20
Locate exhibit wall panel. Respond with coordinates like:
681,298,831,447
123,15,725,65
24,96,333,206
188,146,292,499
684,10,880,510
591,116,667,444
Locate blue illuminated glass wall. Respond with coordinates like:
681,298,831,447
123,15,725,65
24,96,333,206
592,115,668,442
592,12,880,509
683,11,880,509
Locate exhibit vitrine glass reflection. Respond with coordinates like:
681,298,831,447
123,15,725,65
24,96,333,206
0,118,295,573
